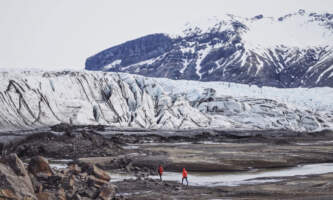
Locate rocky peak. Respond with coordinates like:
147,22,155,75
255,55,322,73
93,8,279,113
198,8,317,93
85,10,333,88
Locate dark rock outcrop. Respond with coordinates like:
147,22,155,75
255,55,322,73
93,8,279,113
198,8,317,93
85,33,173,70
0,154,117,200
9,126,122,159
0,154,36,199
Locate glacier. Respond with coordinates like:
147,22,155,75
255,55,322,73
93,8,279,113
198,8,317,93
0,71,332,132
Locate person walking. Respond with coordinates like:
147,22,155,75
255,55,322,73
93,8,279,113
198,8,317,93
182,168,188,186
158,165,164,181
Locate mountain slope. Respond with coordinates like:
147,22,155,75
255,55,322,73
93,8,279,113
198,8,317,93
85,10,333,88
0,71,332,131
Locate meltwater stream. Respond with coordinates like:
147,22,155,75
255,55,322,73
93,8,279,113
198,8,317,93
149,163,333,186
116,163,333,187
48,161,333,187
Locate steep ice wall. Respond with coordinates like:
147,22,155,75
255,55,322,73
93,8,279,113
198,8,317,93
0,71,209,131
0,71,332,132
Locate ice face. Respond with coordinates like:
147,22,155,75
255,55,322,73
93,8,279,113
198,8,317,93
0,70,332,132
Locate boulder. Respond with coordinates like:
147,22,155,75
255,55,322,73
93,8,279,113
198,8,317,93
36,191,55,200
62,174,76,194
92,165,111,181
29,174,43,193
97,184,117,200
4,153,28,176
72,193,82,200
0,189,17,199
0,154,37,199
56,188,66,200
28,156,54,177
88,175,109,187
0,154,117,200
78,161,111,181
36,188,66,200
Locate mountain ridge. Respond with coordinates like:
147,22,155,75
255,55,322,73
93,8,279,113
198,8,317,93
85,10,333,88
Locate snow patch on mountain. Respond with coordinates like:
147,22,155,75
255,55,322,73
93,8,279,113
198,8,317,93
175,10,333,49
316,64,333,83
103,59,122,71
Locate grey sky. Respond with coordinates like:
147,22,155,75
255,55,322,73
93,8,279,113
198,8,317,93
1,0,333,70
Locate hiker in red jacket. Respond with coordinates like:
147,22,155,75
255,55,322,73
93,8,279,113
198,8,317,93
158,165,164,181
182,168,188,186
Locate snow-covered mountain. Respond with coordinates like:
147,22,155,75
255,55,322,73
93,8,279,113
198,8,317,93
85,10,333,88
0,71,332,132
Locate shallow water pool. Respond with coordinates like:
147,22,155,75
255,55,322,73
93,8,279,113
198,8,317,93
116,163,333,187
149,163,333,186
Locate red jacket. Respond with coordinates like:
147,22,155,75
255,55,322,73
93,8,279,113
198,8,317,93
158,166,163,174
182,168,187,178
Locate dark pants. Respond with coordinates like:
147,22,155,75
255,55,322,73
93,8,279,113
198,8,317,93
158,172,162,181
182,177,188,186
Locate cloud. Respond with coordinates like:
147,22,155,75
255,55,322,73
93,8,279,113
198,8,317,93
0,0,332,70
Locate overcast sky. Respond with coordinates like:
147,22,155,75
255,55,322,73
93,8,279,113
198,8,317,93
1,0,333,70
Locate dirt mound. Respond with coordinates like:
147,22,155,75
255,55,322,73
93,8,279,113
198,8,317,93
6,125,123,159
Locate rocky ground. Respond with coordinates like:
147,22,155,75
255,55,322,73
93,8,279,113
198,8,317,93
0,124,124,159
0,154,117,200
1,124,333,199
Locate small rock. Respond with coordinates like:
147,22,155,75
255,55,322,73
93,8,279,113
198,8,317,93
62,175,76,192
79,172,88,181
28,156,54,177
175,187,181,191
56,188,66,200
36,191,57,200
78,162,110,181
97,184,117,200
0,189,17,199
69,163,82,174
92,165,111,182
29,174,43,193
47,175,63,185
72,193,82,200
88,175,109,187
